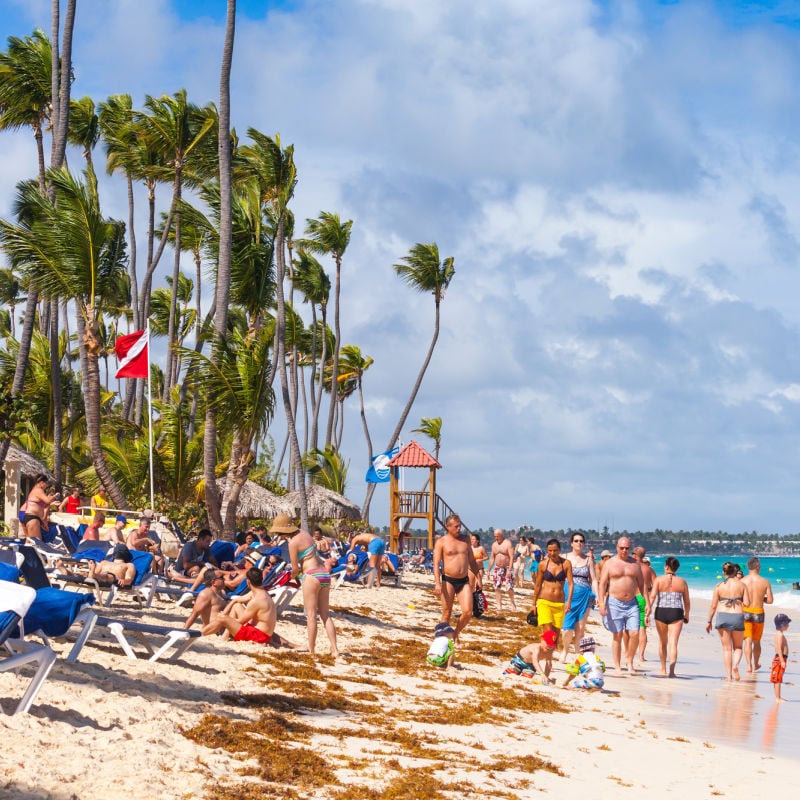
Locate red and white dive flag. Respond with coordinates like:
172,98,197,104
114,328,150,379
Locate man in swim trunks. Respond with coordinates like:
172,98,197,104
741,556,774,673
350,532,386,587
433,514,480,642
488,528,517,614
633,547,656,665
597,537,649,676
202,567,297,648
184,570,228,630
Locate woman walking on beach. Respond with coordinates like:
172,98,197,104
513,536,531,588
470,533,488,591
706,561,750,681
530,538,573,644
272,514,339,658
649,557,690,677
560,532,597,662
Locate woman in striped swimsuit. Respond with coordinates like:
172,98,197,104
272,514,339,657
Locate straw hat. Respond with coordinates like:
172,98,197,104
270,513,299,535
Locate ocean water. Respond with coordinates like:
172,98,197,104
645,554,800,609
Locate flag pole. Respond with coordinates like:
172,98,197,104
146,319,155,511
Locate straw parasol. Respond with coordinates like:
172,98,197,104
281,484,361,521
215,479,293,519
5,444,54,481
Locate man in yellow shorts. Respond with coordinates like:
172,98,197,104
741,557,774,673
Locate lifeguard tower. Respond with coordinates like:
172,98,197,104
387,440,468,553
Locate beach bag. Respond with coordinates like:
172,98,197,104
426,635,454,667
472,588,487,618
526,609,538,626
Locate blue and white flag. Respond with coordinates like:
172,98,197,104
365,446,400,483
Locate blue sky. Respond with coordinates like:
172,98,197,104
4,0,800,534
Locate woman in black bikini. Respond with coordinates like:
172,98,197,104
648,557,691,677
22,474,59,540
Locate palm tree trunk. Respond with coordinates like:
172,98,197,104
324,257,341,448
163,180,182,398
275,217,308,530
203,0,236,534
311,304,327,451
49,297,63,484
362,300,442,523
51,0,75,170
127,174,139,329
76,310,128,509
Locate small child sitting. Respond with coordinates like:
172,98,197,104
503,629,557,683
771,613,791,703
563,635,606,690
427,622,455,668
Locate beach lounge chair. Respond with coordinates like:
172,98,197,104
0,580,58,714
81,615,202,662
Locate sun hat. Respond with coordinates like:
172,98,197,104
600,550,612,558
775,613,792,629
541,629,558,648
244,552,261,565
270,514,299,535
579,636,596,652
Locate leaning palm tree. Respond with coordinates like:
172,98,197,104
412,416,442,462
302,445,349,495
362,243,455,522
333,344,374,458
299,212,352,450
0,168,130,507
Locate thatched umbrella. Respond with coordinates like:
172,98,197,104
6,444,54,482
281,484,361,521
216,479,293,519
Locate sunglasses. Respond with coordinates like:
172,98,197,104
572,539,585,543
618,546,630,550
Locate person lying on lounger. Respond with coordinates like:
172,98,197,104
201,566,297,648
55,543,137,588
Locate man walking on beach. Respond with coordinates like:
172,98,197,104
597,537,649,676
741,557,774,673
433,514,480,642
633,546,656,665
487,528,517,614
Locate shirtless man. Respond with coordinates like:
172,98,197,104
487,528,517,614
184,570,227,630
349,532,385,588
202,567,296,648
633,546,656,665
433,514,480,642
741,556,774,673
80,511,106,541
126,517,165,573
57,543,136,588
597,537,649,675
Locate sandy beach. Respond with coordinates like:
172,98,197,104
1,571,797,800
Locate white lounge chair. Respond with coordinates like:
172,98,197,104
84,615,202,662
0,581,57,715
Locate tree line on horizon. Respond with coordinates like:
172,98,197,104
0,2,455,536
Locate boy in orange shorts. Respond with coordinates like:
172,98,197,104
770,613,791,703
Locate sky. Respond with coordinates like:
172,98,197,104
3,0,800,535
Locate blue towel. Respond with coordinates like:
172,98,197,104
21,587,95,637
74,546,110,562
0,563,21,583
210,540,236,564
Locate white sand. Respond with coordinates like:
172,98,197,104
0,574,797,799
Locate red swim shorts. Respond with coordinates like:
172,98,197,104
234,623,270,644
770,654,786,684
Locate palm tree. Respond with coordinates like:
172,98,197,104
67,95,100,172
299,212,352,449
362,243,455,522
0,168,130,507
184,326,275,534
302,445,348,495
136,90,218,396
412,416,442,462
333,344,374,459
292,249,330,450
0,269,24,338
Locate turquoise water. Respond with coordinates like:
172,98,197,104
645,554,800,607
511,554,800,609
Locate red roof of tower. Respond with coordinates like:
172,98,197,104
386,440,441,469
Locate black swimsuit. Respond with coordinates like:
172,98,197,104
442,573,470,593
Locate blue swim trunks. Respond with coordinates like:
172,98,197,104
367,538,386,556
604,596,641,633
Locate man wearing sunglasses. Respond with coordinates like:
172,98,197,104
597,536,649,676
